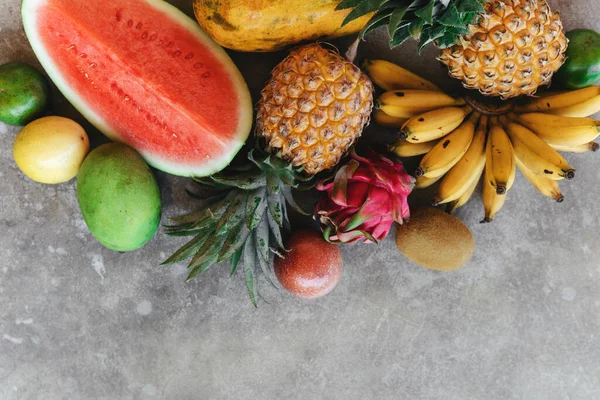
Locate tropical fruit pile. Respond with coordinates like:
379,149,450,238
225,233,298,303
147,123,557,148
5,0,600,305
369,60,600,221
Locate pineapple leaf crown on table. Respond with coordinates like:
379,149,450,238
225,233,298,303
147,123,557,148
11,0,600,305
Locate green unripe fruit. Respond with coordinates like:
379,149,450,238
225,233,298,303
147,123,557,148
77,143,162,252
0,62,49,126
554,29,600,89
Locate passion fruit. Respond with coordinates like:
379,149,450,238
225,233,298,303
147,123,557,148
274,231,343,299
13,116,89,184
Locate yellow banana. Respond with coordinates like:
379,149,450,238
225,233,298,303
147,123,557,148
415,113,478,178
549,95,600,118
362,59,441,92
434,115,488,205
517,113,600,146
373,109,408,128
377,90,465,118
503,120,576,180
446,172,481,214
391,140,438,157
551,142,599,153
487,120,515,195
401,105,473,143
481,164,506,223
516,156,564,202
415,175,442,189
514,86,600,113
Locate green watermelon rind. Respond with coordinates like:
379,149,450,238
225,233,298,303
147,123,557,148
21,0,253,177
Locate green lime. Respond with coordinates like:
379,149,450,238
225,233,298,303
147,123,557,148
0,62,50,126
554,29,600,89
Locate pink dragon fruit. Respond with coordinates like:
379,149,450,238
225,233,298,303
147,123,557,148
315,150,414,244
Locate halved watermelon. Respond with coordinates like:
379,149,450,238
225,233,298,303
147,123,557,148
22,0,252,177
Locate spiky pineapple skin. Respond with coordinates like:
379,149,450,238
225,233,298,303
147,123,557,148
439,0,568,99
256,44,374,175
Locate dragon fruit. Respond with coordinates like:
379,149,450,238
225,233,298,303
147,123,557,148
315,150,414,243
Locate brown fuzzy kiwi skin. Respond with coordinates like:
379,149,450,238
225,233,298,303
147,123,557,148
395,208,475,271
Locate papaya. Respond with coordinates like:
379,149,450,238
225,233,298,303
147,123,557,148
192,0,371,52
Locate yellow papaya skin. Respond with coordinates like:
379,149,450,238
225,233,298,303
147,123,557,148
193,0,371,52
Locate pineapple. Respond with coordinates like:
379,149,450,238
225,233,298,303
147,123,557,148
165,44,374,304
256,44,374,175
339,0,568,99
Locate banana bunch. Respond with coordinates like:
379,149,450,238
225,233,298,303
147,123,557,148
365,59,600,222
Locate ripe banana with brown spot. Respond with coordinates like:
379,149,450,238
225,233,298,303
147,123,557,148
362,59,441,92
514,86,600,114
503,119,576,180
414,113,478,179
487,120,515,195
391,139,438,158
434,115,488,205
377,90,465,118
551,142,599,153
516,156,564,202
373,109,408,128
401,105,473,142
481,163,506,223
517,113,600,147
446,173,481,214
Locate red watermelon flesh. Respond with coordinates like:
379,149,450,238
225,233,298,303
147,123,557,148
22,0,252,177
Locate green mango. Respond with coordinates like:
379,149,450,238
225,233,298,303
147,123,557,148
0,62,49,126
554,29,600,89
77,143,162,252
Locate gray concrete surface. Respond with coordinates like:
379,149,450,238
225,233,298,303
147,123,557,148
2,1,600,399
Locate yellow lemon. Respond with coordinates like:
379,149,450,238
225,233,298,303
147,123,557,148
13,116,89,184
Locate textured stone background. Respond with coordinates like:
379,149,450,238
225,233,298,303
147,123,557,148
2,1,600,399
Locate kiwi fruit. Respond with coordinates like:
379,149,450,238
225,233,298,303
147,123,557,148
395,207,474,271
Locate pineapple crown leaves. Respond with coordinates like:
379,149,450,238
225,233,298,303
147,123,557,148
337,0,486,51
162,149,311,307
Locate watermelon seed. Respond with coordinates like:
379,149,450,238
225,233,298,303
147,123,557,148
142,32,148,40
124,96,130,101
136,22,143,30
66,45,75,51
116,11,122,22
202,72,211,79
79,53,87,58
127,20,133,28
89,63,96,68
150,34,157,41
167,41,174,48
185,53,194,60
194,63,204,69
84,74,89,79
173,51,182,58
